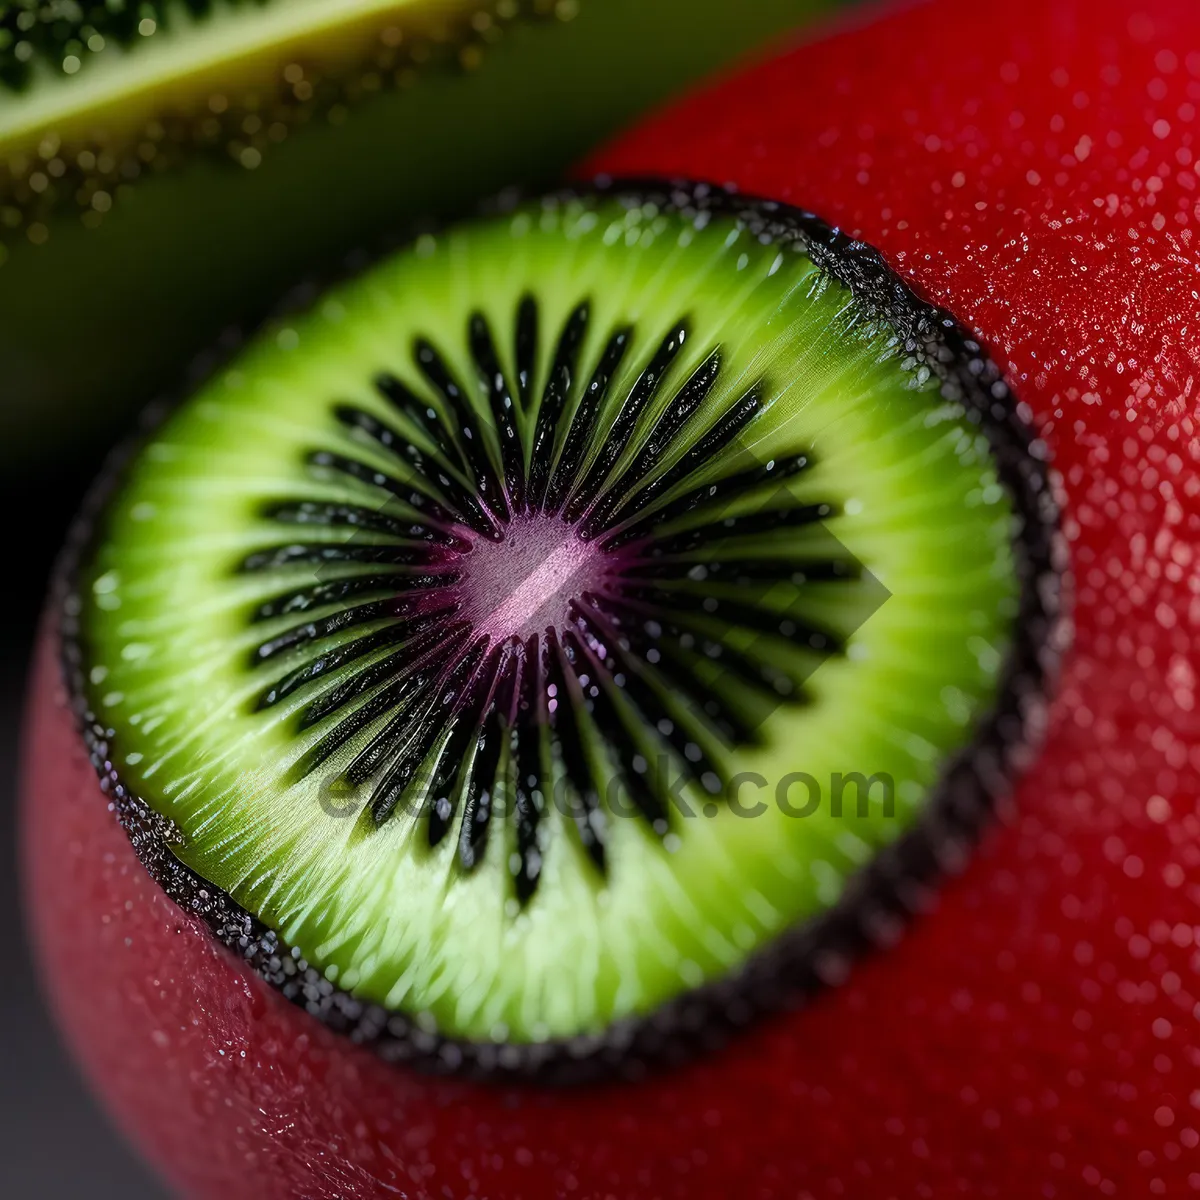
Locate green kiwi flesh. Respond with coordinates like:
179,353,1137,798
68,182,1063,1077
0,0,836,463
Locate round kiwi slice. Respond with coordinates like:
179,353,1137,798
65,181,1064,1079
0,0,834,464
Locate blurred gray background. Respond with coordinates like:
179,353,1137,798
0,452,167,1197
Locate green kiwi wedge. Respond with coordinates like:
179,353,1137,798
0,0,834,464
64,182,1065,1080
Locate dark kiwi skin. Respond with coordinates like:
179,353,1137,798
0,0,836,466
48,181,1068,1086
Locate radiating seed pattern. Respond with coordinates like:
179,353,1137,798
243,297,854,901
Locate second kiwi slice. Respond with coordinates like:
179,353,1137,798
0,0,835,462
68,182,1063,1075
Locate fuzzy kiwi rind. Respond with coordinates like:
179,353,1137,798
54,179,1069,1085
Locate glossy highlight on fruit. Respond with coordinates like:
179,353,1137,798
67,183,1056,1074
0,0,832,462
23,0,1200,1195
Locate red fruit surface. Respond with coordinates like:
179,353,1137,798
22,0,1200,1195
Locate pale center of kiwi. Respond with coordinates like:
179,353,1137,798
457,513,617,644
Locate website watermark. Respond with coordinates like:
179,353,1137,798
317,762,896,822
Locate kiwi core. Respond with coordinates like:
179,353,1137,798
459,515,616,644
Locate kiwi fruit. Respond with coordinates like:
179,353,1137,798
0,0,834,464
63,181,1064,1080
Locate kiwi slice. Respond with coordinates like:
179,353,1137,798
0,0,835,464
65,182,1064,1079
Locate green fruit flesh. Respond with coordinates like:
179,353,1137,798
79,190,1018,1045
0,0,834,462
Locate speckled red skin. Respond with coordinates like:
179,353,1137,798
21,0,1200,1195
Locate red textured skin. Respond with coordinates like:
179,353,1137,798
21,0,1200,1195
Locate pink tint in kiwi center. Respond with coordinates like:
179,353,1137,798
454,512,622,643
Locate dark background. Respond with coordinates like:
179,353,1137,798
0,448,167,1197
